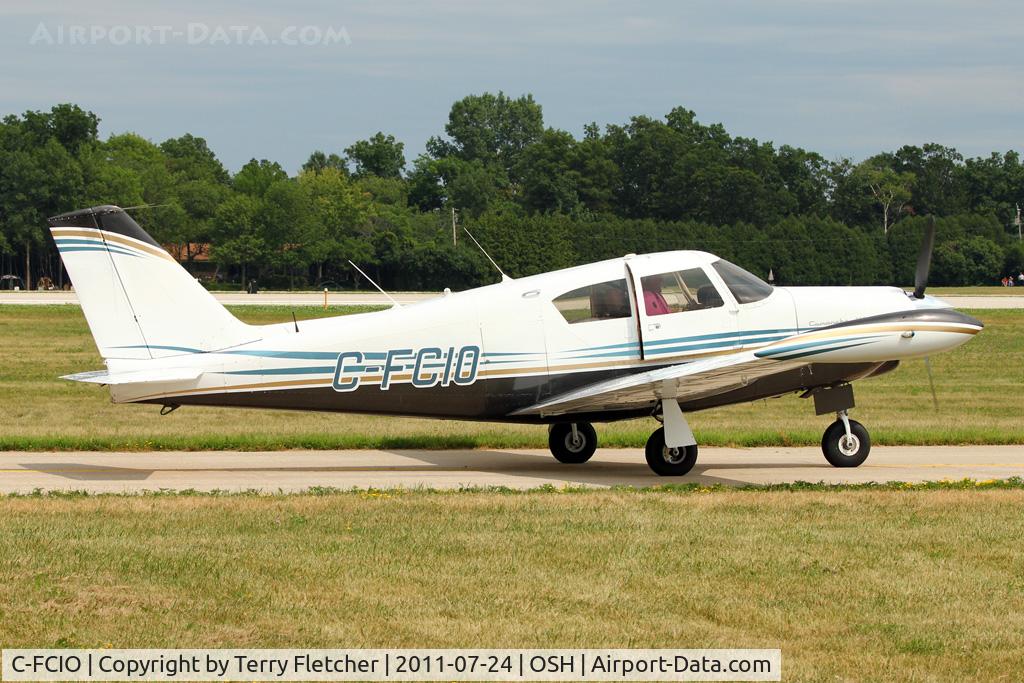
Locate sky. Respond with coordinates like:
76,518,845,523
1,0,1021,173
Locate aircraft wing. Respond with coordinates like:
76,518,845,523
512,350,801,417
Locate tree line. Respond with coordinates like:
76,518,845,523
1,95,1022,291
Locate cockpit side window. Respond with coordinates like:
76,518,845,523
553,278,631,324
640,268,723,316
711,259,773,304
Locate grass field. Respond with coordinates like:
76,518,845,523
1,304,1021,450
925,286,1024,296
0,487,1021,681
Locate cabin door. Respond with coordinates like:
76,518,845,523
627,260,739,364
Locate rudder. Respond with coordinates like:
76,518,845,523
49,205,257,360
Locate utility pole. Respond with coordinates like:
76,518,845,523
1016,204,1022,241
451,206,458,246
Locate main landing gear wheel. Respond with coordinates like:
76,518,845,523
548,422,598,464
821,417,871,467
645,427,698,476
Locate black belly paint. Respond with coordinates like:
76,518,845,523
142,362,891,424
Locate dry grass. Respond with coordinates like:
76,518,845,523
1,305,1021,450
1,489,1023,681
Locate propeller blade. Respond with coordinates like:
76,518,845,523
924,357,938,410
913,216,936,299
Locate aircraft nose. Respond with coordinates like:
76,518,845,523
946,309,984,331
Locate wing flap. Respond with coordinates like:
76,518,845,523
513,350,799,416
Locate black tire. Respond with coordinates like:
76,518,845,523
821,419,871,467
548,422,598,464
644,427,698,476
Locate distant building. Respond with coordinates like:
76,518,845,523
163,243,218,280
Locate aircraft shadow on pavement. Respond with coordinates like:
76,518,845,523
12,453,837,490
17,463,154,481
385,449,834,488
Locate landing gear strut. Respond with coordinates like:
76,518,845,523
645,428,698,476
821,410,871,467
645,399,699,476
811,385,871,467
548,422,597,464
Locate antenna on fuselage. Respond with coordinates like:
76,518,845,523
347,260,400,308
462,227,511,282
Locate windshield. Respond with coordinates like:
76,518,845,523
711,260,773,304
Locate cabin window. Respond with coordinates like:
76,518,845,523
640,268,723,316
553,278,631,324
712,259,773,304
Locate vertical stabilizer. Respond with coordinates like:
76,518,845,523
49,205,257,360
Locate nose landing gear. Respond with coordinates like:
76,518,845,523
822,410,871,467
811,384,871,468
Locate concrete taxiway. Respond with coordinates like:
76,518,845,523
1,446,1022,494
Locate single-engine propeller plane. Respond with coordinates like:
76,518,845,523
49,205,982,475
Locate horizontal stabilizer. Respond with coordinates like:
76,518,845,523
62,367,205,385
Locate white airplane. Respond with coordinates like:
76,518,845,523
49,205,982,476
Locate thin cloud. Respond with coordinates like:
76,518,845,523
1,0,1021,171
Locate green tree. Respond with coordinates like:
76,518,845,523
234,159,288,197
933,237,1004,285
407,156,506,216
571,123,620,213
94,134,183,244
259,179,315,287
297,168,374,284
427,92,544,177
302,150,347,175
963,151,1024,227
0,110,87,288
893,144,967,216
345,132,405,178
210,193,264,286
856,158,915,233
160,133,230,185
775,145,831,216
515,129,581,214
158,133,231,261
79,143,144,208
18,103,99,153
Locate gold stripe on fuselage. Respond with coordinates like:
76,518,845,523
757,323,980,353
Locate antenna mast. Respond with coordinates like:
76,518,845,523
347,260,400,307
462,227,511,282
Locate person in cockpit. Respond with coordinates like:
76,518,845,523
642,275,671,316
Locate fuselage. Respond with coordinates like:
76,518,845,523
105,250,979,422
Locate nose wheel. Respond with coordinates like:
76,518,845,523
822,411,871,467
548,422,598,464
